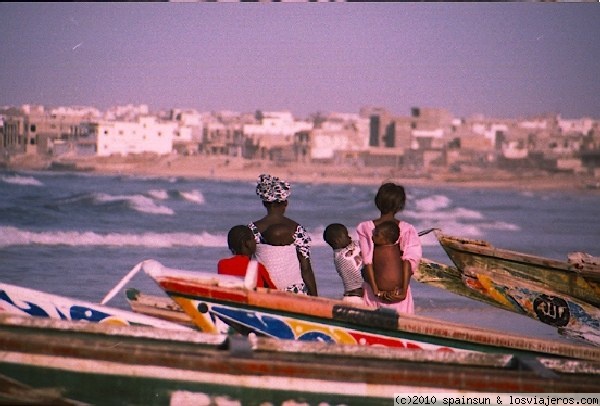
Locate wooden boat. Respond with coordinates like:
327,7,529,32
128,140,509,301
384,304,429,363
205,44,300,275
434,229,600,345
138,259,600,361
127,259,506,328
0,281,192,331
0,314,599,404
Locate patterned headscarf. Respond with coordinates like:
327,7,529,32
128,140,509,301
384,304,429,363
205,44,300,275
255,174,291,202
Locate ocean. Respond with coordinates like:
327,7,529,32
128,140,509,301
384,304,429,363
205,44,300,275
1,169,599,342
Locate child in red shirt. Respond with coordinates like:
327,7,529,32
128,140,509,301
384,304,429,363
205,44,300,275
218,225,276,289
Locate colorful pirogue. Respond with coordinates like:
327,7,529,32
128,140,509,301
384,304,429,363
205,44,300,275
0,281,191,331
139,259,600,361
432,229,600,345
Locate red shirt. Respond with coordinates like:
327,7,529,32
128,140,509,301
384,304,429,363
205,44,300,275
217,255,276,289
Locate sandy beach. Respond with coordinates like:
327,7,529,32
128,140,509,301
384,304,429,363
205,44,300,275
4,153,600,193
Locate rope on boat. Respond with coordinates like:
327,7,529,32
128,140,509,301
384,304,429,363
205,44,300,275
100,262,143,305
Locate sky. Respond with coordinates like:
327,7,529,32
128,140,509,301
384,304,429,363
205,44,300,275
1,3,599,120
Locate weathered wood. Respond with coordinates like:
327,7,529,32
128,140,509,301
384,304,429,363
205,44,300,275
414,258,514,311
0,372,87,406
462,266,600,346
435,229,600,307
125,288,194,327
1,313,598,402
433,229,600,345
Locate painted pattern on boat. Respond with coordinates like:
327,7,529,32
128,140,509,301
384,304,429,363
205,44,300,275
434,229,600,346
463,268,600,345
169,293,464,352
0,282,191,330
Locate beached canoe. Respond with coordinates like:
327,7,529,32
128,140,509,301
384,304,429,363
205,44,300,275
0,314,598,405
137,259,600,361
433,229,600,345
0,281,192,331
434,229,600,306
126,259,488,330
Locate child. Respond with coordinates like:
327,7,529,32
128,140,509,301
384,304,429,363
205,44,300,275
218,225,276,289
323,223,364,304
370,221,407,299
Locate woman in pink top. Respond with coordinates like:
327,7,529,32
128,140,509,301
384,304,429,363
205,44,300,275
356,183,422,314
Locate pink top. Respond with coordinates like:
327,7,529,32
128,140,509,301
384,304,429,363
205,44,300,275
356,220,422,274
356,220,421,314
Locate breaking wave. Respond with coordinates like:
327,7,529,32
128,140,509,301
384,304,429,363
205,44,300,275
179,189,205,204
1,174,43,186
0,226,226,248
94,193,174,215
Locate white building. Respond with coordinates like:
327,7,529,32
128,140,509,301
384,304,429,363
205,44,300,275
471,121,509,146
518,118,548,131
104,104,150,121
558,116,594,135
310,113,369,160
502,141,528,159
90,116,175,157
243,111,313,148
50,106,102,119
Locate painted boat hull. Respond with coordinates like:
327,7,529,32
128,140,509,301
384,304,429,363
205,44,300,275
434,230,600,345
414,258,514,311
434,229,600,307
0,281,192,331
0,314,598,405
140,259,600,361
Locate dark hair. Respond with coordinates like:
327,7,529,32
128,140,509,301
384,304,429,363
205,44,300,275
323,223,347,245
374,183,406,214
227,225,254,253
375,221,399,243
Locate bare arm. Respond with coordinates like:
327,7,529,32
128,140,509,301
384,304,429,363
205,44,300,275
362,263,380,296
298,252,318,296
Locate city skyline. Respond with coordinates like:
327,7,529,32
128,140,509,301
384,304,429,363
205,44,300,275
1,3,599,121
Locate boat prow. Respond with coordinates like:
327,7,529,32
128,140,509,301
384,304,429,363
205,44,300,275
432,228,600,346
0,280,193,331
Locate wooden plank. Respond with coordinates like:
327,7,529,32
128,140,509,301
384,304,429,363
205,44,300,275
125,288,194,327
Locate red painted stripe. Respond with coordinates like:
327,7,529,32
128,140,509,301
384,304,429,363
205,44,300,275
158,279,248,303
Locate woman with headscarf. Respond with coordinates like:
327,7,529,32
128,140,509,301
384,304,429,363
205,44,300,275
356,182,422,314
248,174,318,296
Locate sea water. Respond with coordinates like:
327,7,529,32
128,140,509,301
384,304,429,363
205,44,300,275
1,170,599,341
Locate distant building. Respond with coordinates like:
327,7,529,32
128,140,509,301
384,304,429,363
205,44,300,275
0,107,86,157
85,116,175,157
243,111,313,161
308,112,369,162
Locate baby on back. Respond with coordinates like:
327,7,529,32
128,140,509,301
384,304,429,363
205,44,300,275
371,220,405,294
262,223,295,246
255,223,306,294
